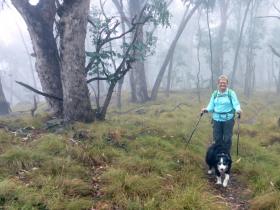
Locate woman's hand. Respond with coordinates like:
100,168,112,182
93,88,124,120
201,108,208,114
236,109,242,118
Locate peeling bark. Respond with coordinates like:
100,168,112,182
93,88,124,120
59,0,94,122
129,0,149,103
11,0,63,116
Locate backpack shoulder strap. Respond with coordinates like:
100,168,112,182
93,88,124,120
228,89,234,109
213,90,218,99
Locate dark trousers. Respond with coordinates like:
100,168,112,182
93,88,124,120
213,118,235,153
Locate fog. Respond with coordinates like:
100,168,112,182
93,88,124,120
0,0,280,109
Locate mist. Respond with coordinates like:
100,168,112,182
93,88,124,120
0,0,279,114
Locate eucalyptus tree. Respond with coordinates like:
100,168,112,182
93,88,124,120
231,0,252,88
10,0,94,122
244,0,265,97
113,0,171,103
269,26,280,94
86,0,170,120
128,0,150,103
212,0,230,82
0,78,10,115
150,0,217,100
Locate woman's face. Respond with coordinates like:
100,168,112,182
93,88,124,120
218,79,228,92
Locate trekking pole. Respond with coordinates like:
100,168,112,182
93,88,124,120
236,112,241,156
185,111,205,146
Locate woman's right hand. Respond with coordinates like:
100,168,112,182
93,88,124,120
201,108,208,114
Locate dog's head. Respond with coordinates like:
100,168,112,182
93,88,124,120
216,153,231,173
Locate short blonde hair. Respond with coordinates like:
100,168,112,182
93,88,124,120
218,75,229,83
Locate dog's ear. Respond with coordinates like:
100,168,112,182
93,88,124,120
224,154,231,160
215,154,222,162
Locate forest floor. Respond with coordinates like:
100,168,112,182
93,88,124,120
0,91,279,209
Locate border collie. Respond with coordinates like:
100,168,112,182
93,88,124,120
206,144,232,187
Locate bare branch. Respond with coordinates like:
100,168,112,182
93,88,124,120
87,16,96,27
270,45,280,58
112,0,130,26
256,15,280,20
87,77,108,83
16,81,63,101
273,3,280,14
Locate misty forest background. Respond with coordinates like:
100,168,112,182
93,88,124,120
0,0,279,120
0,0,279,209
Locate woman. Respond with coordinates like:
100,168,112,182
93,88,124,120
201,75,242,153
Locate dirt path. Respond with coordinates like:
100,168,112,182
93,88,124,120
205,172,252,210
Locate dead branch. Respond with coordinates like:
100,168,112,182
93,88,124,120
256,15,280,20
273,3,280,14
16,81,63,101
87,77,108,83
270,45,280,58
87,16,96,27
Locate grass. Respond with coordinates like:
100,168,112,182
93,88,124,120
0,90,279,209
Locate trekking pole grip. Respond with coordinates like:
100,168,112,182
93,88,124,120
237,112,241,119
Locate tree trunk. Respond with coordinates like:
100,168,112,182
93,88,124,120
277,65,280,94
59,0,94,122
165,52,174,97
206,4,214,90
244,0,258,98
117,0,126,109
244,47,254,97
0,79,10,115
98,82,116,121
213,0,230,82
129,0,149,103
129,70,137,102
11,0,63,116
196,8,202,103
231,0,252,88
150,2,201,100
12,0,63,116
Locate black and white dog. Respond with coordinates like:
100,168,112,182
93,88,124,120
206,144,232,187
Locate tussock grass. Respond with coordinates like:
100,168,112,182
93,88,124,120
0,91,279,208
250,192,280,210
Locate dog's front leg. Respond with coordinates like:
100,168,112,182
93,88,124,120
208,166,213,174
215,168,222,185
223,173,230,187
216,176,222,185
